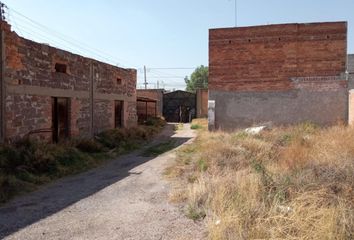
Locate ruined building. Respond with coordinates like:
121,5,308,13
0,20,137,142
209,21,348,130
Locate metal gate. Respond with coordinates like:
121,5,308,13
163,90,196,123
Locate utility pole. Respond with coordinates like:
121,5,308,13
143,65,147,89
234,0,237,27
157,80,159,89
0,1,6,142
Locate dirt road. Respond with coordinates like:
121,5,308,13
0,124,205,240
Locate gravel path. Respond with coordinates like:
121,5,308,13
0,124,205,240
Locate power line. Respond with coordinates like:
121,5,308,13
148,67,196,70
141,76,186,79
5,4,139,69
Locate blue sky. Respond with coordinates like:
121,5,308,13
4,0,354,90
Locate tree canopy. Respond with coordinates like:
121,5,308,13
184,65,208,92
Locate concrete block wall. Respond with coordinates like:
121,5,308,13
348,54,354,89
1,21,137,141
209,22,348,129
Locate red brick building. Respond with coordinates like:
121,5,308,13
0,20,137,142
136,89,164,122
209,21,348,130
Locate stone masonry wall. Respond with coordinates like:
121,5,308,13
209,22,348,129
2,21,137,141
5,94,52,141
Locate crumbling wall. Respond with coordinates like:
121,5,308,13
2,21,137,140
209,22,348,129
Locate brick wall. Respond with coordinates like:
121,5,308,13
1,21,137,141
209,22,347,92
209,22,348,129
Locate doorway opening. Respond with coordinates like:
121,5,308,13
115,100,124,128
52,97,69,142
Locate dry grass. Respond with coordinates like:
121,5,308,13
167,119,354,239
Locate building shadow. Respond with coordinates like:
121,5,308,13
0,124,191,238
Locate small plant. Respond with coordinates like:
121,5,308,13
191,124,203,130
232,131,248,140
144,117,166,128
76,139,105,153
197,159,208,172
174,123,184,131
186,204,206,221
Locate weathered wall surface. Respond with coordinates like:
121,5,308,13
5,94,52,140
209,22,348,129
2,21,137,140
348,54,354,89
211,85,347,129
196,89,208,118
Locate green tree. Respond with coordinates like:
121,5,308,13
184,65,208,92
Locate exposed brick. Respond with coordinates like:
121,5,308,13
209,22,347,92
208,22,348,129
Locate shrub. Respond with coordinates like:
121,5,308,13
144,117,166,128
76,139,105,153
191,124,203,130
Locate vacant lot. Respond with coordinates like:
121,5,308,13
167,119,354,239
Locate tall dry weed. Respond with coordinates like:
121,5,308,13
168,120,354,239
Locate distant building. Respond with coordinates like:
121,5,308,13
0,20,137,142
136,89,164,122
209,21,348,130
163,90,196,123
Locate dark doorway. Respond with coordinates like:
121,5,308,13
52,97,69,143
163,90,196,123
115,100,124,128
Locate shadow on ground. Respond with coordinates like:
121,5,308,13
0,124,190,238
